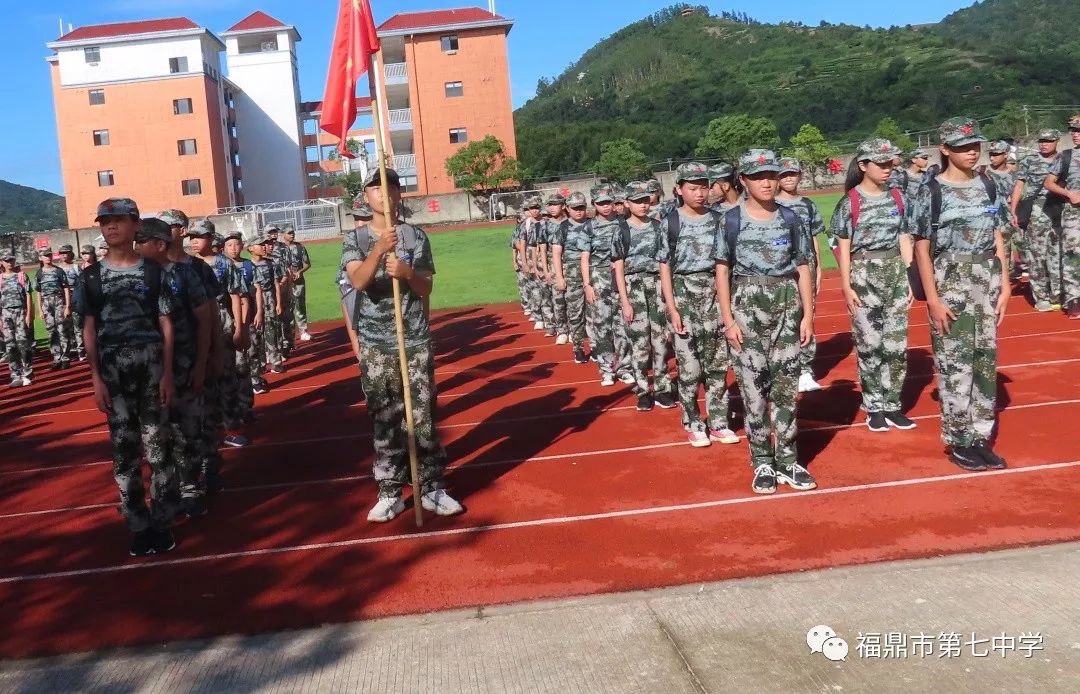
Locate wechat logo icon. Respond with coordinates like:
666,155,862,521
807,625,849,662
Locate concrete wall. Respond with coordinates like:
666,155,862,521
54,34,217,87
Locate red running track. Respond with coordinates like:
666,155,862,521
1,274,1079,659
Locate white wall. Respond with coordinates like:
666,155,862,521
224,32,305,204
57,34,215,86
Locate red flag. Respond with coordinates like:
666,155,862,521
321,0,380,158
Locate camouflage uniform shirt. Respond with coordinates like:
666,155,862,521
778,196,825,240
1052,149,1080,191
717,202,812,277
252,259,277,294
34,266,68,297
585,216,620,264
1017,153,1057,200
561,220,591,260
829,189,909,252
164,259,210,351
987,168,1018,203
77,259,171,348
660,209,720,275
611,218,663,275
1,273,30,309
912,178,1008,257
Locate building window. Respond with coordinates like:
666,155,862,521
445,81,463,98
400,175,419,193
181,179,202,196
84,47,100,64
302,118,317,136
449,128,468,144
92,129,110,146
88,89,105,105
233,152,241,167
305,145,319,163
97,170,114,187
169,56,189,74
440,35,459,52
173,98,193,115
177,139,197,156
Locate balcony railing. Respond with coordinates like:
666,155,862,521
384,62,407,85
393,154,417,172
388,108,412,131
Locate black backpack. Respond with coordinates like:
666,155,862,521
1043,149,1074,226
352,224,418,258
81,259,163,320
718,204,802,267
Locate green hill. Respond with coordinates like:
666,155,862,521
514,1,1080,179
0,180,67,233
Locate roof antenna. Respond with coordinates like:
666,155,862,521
488,1,495,13
58,16,64,37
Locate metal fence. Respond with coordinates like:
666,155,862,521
217,199,343,242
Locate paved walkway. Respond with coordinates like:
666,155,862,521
2,542,1078,693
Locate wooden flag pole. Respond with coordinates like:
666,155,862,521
370,50,424,527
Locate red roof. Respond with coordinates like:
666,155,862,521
225,11,288,33
58,17,199,42
299,96,373,115
378,7,507,33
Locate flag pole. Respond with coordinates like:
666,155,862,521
370,49,424,527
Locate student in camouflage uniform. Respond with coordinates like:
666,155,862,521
79,198,179,556
613,188,627,219
341,201,373,371
913,117,1011,472
56,244,84,361
708,163,740,212
776,157,826,392
831,139,917,432
1043,115,1080,320
530,196,558,336
608,187,634,379
1011,129,1062,311
557,192,591,363
888,149,930,202
266,226,293,357
612,181,676,411
717,150,816,494
224,233,256,423
659,163,737,447
510,217,530,318
542,193,570,343
1,253,33,386
582,184,624,385
248,235,284,392
281,224,313,341
34,247,72,369
521,198,548,330
341,168,463,522
986,141,1022,278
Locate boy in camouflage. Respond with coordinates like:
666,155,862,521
1,253,33,386
986,141,1022,278
557,192,592,363
224,233,256,422
581,184,624,386
340,168,463,522
56,244,84,361
510,218,530,318
523,197,549,330
530,196,558,336
831,139,917,431
34,247,72,369
79,198,179,556
1011,129,1062,311
612,181,676,411
708,164,740,212
281,224,313,342
1043,115,1080,320
888,150,930,201
248,235,285,392
913,117,1010,471
543,193,570,343
776,157,826,392
659,163,737,447
717,151,816,494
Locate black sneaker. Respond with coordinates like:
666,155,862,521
777,463,817,491
573,347,588,364
883,411,917,430
973,444,1007,470
654,391,678,409
184,496,208,517
129,529,156,557
949,446,988,472
866,412,889,432
636,393,654,411
545,328,556,337
271,365,285,374
751,464,777,495
49,362,62,371
152,527,177,554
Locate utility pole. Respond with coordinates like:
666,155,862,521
1023,104,1030,138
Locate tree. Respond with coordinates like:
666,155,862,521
337,171,365,209
695,114,780,161
984,100,1028,141
593,138,650,184
871,117,916,153
786,124,837,188
444,136,523,216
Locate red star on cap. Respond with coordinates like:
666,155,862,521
757,154,767,164
881,142,891,152
961,124,973,136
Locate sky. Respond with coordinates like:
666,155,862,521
7,0,976,195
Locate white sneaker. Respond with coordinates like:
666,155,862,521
300,332,313,342
687,430,711,448
366,496,404,522
708,427,740,444
555,333,568,345
533,320,545,330
421,489,464,516
618,372,635,384
600,375,615,387
797,373,822,393
21,377,32,387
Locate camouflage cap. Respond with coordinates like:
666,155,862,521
158,209,189,227
1037,128,1061,142
265,224,280,234
545,193,567,206
938,116,986,147
645,179,661,194
707,163,734,182
612,186,627,203
363,167,400,188
135,218,172,243
248,235,269,247
347,199,374,218
988,140,1010,155
623,181,653,201
856,138,902,164
1069,115,1080,130
187,218,216,237
80,244,95,254
523,195,543,209
909,148,932,160
1,252,14,262
591,185,615,204
674,162,709,184
211,233,225,247
38,247,53,256
222,231,243,243
96,237,109,249
282,223,296,234
738,149,782,175
94,197,139,222
566,191,588,208
58,244,74,254
778,157,802,175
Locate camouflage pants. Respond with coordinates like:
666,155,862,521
99,344,178,532
672,273,730,433
623,272,673,396
730,280,802,468
217,303,243,429
65,310,84,357
1,308,30,378
40,294,70,364
199,375,225,491
170,352,206,501
516,269,530,312
586,265,617,378
279,283,295,355
292,281,308,333
563,256,587,348
1025,202,1059,304
361,343,447,498
929,257,1000,448
799,258,818,375
546,252,568,335
527,273,545,323
234,333,254,420
250,297,283,387
1004,223,1024,275
849,256,910,413
1061,204,1080,305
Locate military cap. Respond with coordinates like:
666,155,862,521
566,191,588,208
612,186,627,203
222,231,243,243
938,117,987,147
623,181,653,201
58,244,74,254
38,247,53,256
248,234,269,247
94,197,139,222
80,245,95,254
1069,115,1080,130
1037,128,1061,142
363,167,400,188
856,138,902,164
707,163,734,182
674,162,710,184
96,237,109,250
909,148,931,160
523,195,543,209
778,157,802,175
347,199,374,218
211,233,225,247
265,224,280,234
1,252,15,262
988,140,1011,155
135,218,172,243
282,223,296,234
545,193,567,206
591,185,615,204
158,209,189,227
738,149,782,175
645,179,662,194
187,219,216,237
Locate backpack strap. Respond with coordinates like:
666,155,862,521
143,259,162,312
722,206,741,265
241,259,255,285
17,271,29,291
665,207,680,263
889,187,905,218
928,176,943,231
776,204,801,256
82,263,103,317
1058,149,1073,183
978,172,997,204
617,219,632,258
847,188,862,231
